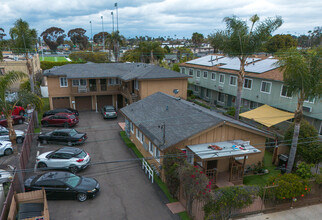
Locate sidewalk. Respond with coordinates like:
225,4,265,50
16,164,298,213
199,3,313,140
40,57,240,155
239,203,322,220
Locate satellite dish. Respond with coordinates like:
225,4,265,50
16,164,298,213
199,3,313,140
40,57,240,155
173,89,179,95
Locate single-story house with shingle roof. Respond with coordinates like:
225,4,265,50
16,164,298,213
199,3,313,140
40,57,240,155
120,92,275,186
43,63,189,111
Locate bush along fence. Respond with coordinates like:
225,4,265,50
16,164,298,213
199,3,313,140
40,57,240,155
0,113,35,220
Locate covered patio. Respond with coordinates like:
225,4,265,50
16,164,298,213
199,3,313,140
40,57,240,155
187,140,262,187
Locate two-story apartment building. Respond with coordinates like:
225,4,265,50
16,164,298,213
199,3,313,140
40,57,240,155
179,55,322,135
44,63,189,111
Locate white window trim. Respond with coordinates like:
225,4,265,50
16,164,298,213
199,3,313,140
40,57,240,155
140,133,144,144
304,98,315,104
130,122,134,134
260,81,272,94
229,76,237,86
59,77,68,87
211,72,216,81
280,85,292,99
189,68,194,76
219,74,225,84
136,128,139,140
196,70,201,78
243,78,253,90
154,146,160,162
72,79,79,87
148,141,153,155
203,71,208,79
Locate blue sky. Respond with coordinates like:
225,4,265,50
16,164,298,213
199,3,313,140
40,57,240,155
1,0,321,39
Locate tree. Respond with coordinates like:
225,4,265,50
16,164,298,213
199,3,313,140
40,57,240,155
93,32,110,44
0,71,42,153
41,27,66,51
208,31,225,53
264,34,297,53
215,14,283,119
0,28,5,40
138,41,165,63
68,28,88,50
120,49,141,62
308,27,322,47
105,31,125,62
10,18,37,52
276,47,322,173
191,32,204,51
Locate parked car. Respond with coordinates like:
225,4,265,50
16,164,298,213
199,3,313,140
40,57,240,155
12,106,25,116
0,115,25,127
36,147,90,173
101,105,117,119
0,169,13,183
0,140,13,156
38,129,87,146
43,108,79,117
24,171,100,202
0,126,25,144
41,113,79,128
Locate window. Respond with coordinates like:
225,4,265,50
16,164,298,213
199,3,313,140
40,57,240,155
181,68,185,74
229,76,237,86
140,134,144,144
196,70,201,78
72,80,79,87
304,97,315,103
195,85,199,92
134,80,139,90
243,78,252,89
205,89,210,98
219,74,225,84
261,81,272,94
136,128,143,143
189,69,193,76
72,79,87,87
59,77,68,87
149,141,153,155
136,128,139,140
280,85,292,98
203,71,208,78
80,79,87,86
211,72,216,81
154,146,160,162
130,122,134,133
218,92,225,103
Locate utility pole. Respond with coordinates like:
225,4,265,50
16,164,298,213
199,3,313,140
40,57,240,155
90,21,93,52
115,2,118,32
111,11,114,33
101,16,105,51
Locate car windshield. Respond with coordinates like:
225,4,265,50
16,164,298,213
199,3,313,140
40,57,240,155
64,173,81,187
105,108,115,112
69,129,78,136
75,150,87,158
69,115,76,119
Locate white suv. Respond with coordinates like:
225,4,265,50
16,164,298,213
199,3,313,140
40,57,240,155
36,147,90,173
0,126,25,144
0,141,13,156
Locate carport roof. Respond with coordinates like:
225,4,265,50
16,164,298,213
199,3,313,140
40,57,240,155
120,92,273,150
43,63,189,81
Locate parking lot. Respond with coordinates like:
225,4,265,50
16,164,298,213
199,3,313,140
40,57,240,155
29,111,178,220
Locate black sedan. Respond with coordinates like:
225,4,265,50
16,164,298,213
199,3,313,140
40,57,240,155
43,108,79,117
24,171,100,202
38,129,87,146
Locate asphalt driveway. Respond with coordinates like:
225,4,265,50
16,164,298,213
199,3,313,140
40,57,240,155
39,111,177,220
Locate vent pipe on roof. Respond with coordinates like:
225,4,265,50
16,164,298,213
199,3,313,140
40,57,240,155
252,58,255,65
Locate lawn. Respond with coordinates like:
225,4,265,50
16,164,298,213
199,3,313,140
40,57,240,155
40,56,68,62
243,151,280,186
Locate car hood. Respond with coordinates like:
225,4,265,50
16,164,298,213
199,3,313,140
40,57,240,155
74,177,98,191
15,130,25,137
24,175,36,187
37,151,52,160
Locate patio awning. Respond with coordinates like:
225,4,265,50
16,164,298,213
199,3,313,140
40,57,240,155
187,140,261,160
240,104,294,127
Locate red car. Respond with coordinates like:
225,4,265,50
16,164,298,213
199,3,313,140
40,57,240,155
41,113,79,128
12,106,25,116
0,115,25,127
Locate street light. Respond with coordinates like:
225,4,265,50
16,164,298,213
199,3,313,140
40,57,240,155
101,16,105,51
89,21,93,52
114,2,118,32
111,11,114,33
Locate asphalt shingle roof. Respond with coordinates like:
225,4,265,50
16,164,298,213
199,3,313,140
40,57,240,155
120,92,272,150
44,63,189,81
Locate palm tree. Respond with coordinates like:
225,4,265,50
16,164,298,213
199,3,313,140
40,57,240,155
0,71,42,153
276,47,322,173
216,15,283,119
9,19,37,53
106,31,125,62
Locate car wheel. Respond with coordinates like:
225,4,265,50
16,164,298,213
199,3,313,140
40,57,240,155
64,122,69,128
42,139,48,145
67,141,72,147
19,110,25,116
4,148,13,156
77,193,87,202
18,119,23,124
69,166,78,173
42,121,49,127
37,162,47,169
16,137,23,144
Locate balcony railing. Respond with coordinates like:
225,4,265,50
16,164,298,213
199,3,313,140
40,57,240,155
78,86,88,93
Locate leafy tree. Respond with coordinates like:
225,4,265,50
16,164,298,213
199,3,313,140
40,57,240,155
10,18,37,52
0,28,5,40
264,34,297,53
0,71,42,153
106,31,126,62
93,32,110,44
276,47,322,173
308,26,322,47
284,120,321,166
69,51,109,63
138,41,166,63
120,49,141,62
172,63,180,72
215,14,283,119
41,27,66,51
164,45,170,53
208,31,226,53
191,32,204,51
68,28,88,50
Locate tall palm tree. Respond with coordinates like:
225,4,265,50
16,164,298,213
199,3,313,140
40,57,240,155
106,31,125,62
276,47,322,173
0,71,42,153
216,15,283,119
9,19,37,53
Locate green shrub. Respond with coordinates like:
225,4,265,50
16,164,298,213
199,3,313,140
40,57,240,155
226,107,236,117
296,162,313,179
187,89,193,97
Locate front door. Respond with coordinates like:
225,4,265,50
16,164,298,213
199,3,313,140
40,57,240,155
227,95,233,107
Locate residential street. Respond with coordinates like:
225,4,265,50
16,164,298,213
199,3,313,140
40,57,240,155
34,111,178,220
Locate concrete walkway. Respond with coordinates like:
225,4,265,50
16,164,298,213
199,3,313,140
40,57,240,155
240,203,322,220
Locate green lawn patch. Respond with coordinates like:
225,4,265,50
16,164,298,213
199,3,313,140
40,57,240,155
40,56,68,62
34,127,41,133
243,151,280,186
119,131,191,220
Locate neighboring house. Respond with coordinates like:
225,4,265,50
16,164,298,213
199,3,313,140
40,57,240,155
121,92,274,186
179,55,322,135
43,63,189,111
0,54,41,91
163,54,179,64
